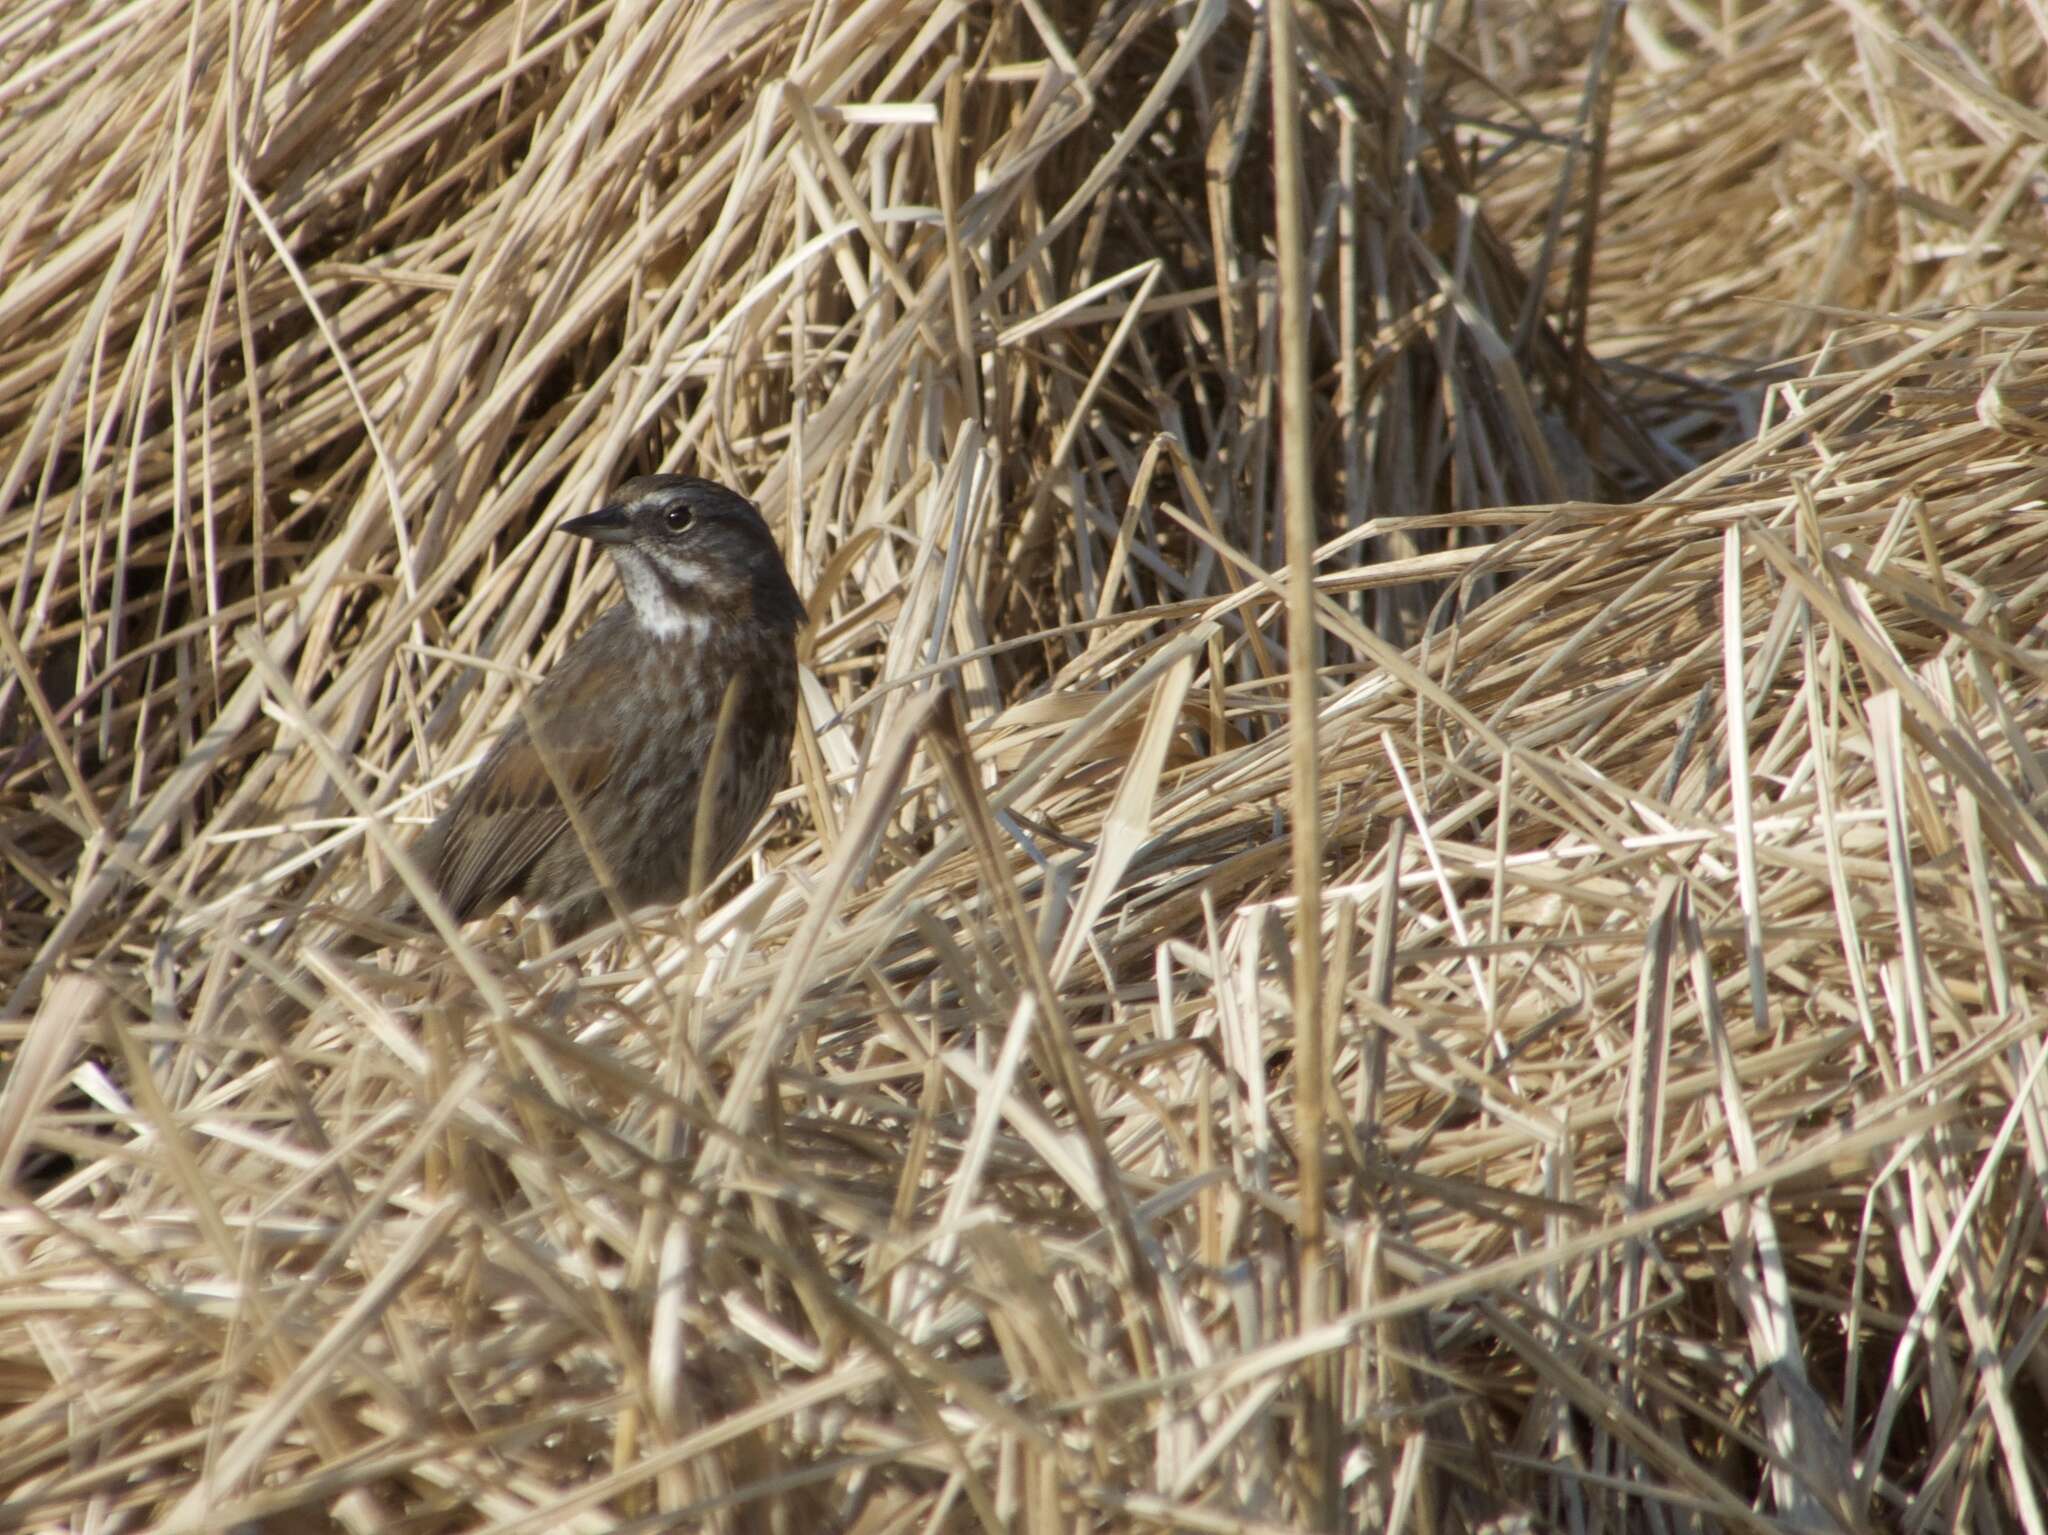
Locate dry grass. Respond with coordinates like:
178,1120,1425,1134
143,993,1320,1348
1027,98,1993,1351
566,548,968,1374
4,1,2048,1530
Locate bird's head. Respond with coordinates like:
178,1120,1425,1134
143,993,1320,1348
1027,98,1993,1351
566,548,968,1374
560,475,803,640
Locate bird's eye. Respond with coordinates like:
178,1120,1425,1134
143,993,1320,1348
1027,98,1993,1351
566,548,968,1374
664,506,693,534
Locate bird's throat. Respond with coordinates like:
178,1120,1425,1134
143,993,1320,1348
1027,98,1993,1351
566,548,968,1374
613,549,715,642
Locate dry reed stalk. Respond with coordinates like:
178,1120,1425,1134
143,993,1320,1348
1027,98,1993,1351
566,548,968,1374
4,1,2047,1530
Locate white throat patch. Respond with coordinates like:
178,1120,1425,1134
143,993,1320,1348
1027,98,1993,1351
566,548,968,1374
612,548,710,643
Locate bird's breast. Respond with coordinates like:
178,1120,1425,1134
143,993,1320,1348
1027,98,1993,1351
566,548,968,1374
634,628,788,718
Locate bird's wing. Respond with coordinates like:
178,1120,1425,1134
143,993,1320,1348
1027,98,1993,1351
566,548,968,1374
425,630,630,921
428,700,616,924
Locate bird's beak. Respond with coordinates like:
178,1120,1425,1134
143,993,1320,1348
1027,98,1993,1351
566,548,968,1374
559,505,635,545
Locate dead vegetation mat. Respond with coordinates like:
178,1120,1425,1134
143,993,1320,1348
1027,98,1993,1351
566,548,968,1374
3,2,2047,1530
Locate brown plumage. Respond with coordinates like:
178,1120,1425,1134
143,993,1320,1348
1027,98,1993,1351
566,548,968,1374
346,474,802,948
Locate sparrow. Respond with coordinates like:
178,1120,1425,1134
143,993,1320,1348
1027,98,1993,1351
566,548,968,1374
335,474,803,951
